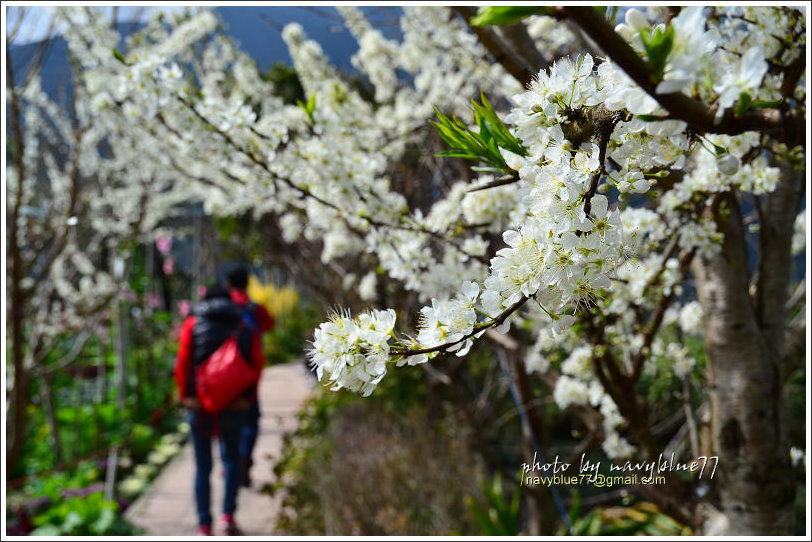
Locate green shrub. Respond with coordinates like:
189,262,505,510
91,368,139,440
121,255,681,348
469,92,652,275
30,493,141,536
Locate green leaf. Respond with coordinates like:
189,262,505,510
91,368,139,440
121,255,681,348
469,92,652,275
605,6,618,23
472,92,526,156
734,91,753,117
470,6,554,26
569,490,581,523
112,48,131,66
750,98,783,109
639,24,675,81
296,94,317,124
470,166,506,173
431,94,526,174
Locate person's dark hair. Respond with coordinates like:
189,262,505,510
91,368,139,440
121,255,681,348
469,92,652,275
204,283,231,300
226,266,249,290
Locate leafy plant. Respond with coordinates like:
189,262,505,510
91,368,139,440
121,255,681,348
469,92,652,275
30,493,142,536
297,94,317,124
431,93,527,174
466,474,520,535
565,499,690,536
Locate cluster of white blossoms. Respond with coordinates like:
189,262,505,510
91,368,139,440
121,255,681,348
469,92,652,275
417,281,482,357
678,301,705,336
310,309,396,396
549,345,637,459
462,178,527,230
616,6,804,110
665,343,696,379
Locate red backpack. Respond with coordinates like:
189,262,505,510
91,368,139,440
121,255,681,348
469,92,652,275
195,327,257,413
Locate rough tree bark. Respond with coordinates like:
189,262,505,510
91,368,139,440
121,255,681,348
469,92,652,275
6,37,29,481
693,176,800,535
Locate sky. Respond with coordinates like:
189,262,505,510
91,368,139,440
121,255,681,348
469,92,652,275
5,6,184,45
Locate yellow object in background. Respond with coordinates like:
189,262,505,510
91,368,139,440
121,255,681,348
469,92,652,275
246,274,299,322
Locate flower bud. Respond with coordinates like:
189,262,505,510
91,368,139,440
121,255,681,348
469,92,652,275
717,153,740,176
625,9,649,31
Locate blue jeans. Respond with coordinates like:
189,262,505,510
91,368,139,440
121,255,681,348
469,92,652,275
188,409,244,526
239,400,261,466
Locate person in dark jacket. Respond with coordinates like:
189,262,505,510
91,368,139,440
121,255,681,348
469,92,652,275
225,266,274,488
174,285,264,536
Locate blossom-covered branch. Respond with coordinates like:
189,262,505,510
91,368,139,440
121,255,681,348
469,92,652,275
561,6,805,146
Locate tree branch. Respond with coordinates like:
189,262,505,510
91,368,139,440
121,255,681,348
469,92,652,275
32,332,93,378
560,7,805,146
466,171,520,193
452,6,537,86
391,294,529,357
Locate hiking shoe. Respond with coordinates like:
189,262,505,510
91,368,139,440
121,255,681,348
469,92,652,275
220,514,242,536
197,524,212,536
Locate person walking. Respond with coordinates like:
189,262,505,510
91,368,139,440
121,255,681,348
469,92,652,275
174,285,265,536
225,266,275,488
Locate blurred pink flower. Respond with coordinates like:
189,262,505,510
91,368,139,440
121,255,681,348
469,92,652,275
178,299,191,319
95,325,111,345
156,236,172,255
123,288,138,303
145,292,161,309
162,257,175,276
197,285,208,299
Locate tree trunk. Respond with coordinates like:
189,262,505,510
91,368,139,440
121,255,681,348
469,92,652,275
499,347,558,535
6,336,28,481
6,38,28,482
693,192,795,535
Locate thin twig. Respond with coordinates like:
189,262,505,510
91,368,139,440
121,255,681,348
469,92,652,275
390,295,530,357
466,171,520,193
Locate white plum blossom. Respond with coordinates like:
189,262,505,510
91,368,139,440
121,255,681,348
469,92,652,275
655,6,717,94
602,431,636,459
309,309,396,396
553,375,591,409
417,281,482,357
617,171,652,194
716,153,741,176
358,272,378,302
714,47,769,112
678,301,705,335
666,343,696,379
790,447,806,468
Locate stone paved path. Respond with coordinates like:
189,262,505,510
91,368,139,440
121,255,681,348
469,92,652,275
125,361,314,536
